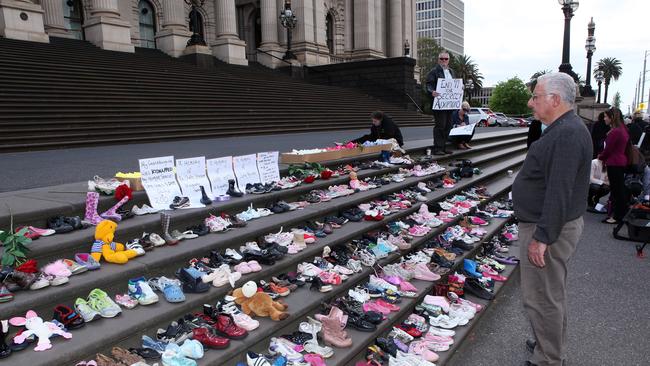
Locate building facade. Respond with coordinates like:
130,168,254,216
415,0,463,56
0,0,418,68
472,86,494,107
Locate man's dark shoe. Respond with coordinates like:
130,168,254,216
526,339,536,353
525,361,537,366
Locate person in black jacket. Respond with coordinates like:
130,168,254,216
426,51,455,155
590,112,610,158
628,111,648,146
352,111,404,146
527,119,542,147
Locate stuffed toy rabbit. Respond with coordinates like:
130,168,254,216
9,310,71,351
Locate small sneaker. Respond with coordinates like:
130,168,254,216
74,297,101,322
87,289,122,318
128,277,159,305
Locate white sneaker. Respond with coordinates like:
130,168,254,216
268,337,304,362
128,277,159,305
369,275,398,293
348,287,371,303
427,326,456,338
225,248,243,261
390,350,436,366
428,314,460,329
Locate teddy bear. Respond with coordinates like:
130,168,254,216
9,310,72,351
232,281,289,321
90,220,138,264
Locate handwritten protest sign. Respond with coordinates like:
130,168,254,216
257,151,280,184
206,156,235,196
233,154,261,192
139,156,182,210
449,123,477,136
432,78,464,110
176,156,212,207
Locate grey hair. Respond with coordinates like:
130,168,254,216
537,72,576,105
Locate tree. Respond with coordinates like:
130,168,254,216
417,37,445,113
612,92,622,109
595,57,623,104
488,77,532,115
450,54,484,103
528,69,551,92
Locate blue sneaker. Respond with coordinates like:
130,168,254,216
463,259,483,278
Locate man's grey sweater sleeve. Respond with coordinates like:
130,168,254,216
534,133,582,244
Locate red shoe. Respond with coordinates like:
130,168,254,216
192,327,229,349
304,175,316,184
214,314,248,339
395,323,422,338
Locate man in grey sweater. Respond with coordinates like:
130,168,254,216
512,72,592,366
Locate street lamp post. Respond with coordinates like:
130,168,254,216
558,0,579,80
279,0,297,60
594,69,604,104
185,0,206,47
582,17,596,97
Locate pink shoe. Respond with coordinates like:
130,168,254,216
247,260,262,272
304,353,326,366
234,262,253,274
408,225,430,237
363,301,391,315
27,226,56,237
43,260,72,278
422,332,454,344
414,263,441,281
408,340,439,362
374,299,400,312
423,295,450,313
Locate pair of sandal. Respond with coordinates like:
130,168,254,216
95,346,146,366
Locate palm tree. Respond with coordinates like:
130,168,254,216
450,54,484,102
595,57,623,104
528,69,551,92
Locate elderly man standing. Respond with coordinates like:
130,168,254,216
512,72,592,366
426,51,455,155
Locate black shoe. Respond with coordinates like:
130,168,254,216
464,277,494,300
347,315,376,332
526,339,536,353
226,179,243,197
524,362,538,366
199,186,212,205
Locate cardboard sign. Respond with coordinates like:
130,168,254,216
176,156,212,207
449,123,477,136
432,78,464,110
233,154,262,192
206,156,235,196
257,151,280,184
139,156,182,210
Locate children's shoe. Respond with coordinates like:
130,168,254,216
87,288,122,318
128,277,160,305
115,294,138,309
74,297,101,322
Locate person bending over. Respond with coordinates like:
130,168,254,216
450,101,474,150
588,158,609,208
352,111,404,147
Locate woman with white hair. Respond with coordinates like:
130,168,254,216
450,101,474,149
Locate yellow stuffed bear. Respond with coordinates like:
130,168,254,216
232,286,289,321
90,220,138,264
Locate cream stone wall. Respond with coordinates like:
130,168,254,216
8,0,417,67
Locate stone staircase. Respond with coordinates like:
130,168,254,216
0,129,528,365
0,36,433,152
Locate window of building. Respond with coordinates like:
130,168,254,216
326,12,335,55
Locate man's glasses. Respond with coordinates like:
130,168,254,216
531,93,555,101
439,57,449,60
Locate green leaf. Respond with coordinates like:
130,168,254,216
1,253,15,267
15,227,28,236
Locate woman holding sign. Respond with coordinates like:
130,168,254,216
450,101,474,150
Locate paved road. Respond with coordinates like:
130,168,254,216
0,126,520,192
448,210,650,366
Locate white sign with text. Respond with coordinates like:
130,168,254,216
257,151,280,184
449,123,477,136
176,156,211,207
139,156,182,210
233,154,261,192
206,156,236,196
432,78,464,110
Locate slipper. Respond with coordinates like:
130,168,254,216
144,233,166,247
15,226,41,240
171,230,199,241
75,253,101,270
63,259,88,275
27,226,56,237
149,277,185,303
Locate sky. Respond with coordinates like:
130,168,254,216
464,0,650,114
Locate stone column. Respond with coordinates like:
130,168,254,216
257,0,283,68
212,0,247,65
389,0,402,57
344,0,352,56
0,0,49,43
352,0,381,59
41,0,68,37
372,0,382,56
155,0,191,57
313,0,329,63
84,0,134,52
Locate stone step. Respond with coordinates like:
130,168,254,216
0,150,523,366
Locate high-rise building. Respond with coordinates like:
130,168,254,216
415,0,464,56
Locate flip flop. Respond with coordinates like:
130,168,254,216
74,253,100,270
